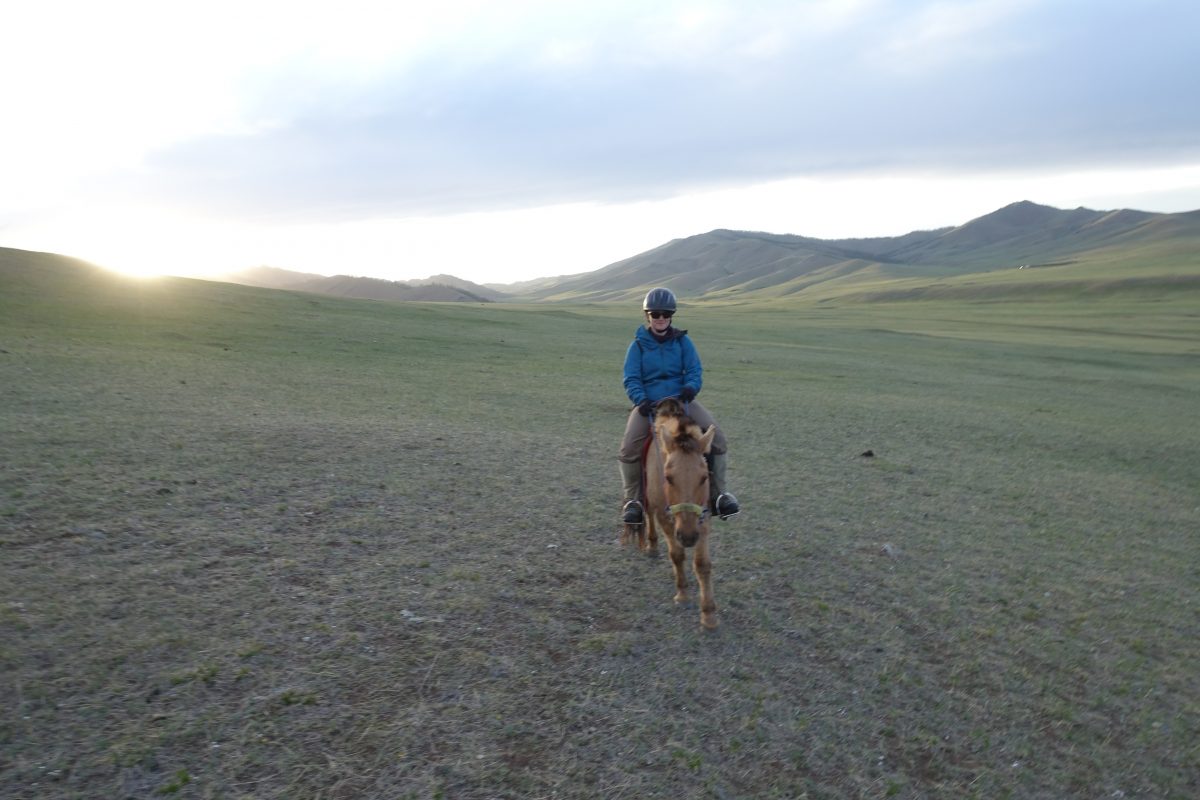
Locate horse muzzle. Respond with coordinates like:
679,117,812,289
667,501,707,548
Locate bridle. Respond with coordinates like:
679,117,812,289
667,500,710,522
651,410,711,524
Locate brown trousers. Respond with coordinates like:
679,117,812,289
618,400,728,463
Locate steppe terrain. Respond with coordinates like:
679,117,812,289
2,247,1197,798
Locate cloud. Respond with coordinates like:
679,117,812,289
4,1,1199,282
873,0,1038,70
90,0,1193,223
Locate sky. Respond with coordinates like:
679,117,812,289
3,0,1199,285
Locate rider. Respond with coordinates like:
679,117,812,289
618,287,741,524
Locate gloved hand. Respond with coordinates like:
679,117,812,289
679,386,697,403
637,400,653,416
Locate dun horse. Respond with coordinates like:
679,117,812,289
624,398,720,629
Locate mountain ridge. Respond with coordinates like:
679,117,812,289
216,266,508,303
505,200,1200,302
4,200,1197,305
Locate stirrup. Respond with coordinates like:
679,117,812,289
715,492,740,520
621,500,644,525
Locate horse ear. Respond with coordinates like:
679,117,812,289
654,418,676,452
699,425,717,454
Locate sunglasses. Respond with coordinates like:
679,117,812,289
648,311,674,319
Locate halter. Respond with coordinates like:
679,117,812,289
667,501,710,522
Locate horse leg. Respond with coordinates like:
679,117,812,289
622,520,640,549
666,531,688,604
693,533,717,629
643,512,657,555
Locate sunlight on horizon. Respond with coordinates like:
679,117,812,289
101,263,171,279
18,162,1200,286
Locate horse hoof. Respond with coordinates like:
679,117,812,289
674,593,689,605
700,613,718,630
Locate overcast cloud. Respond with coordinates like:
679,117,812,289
3,0,1199,282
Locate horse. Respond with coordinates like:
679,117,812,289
625,397,720,629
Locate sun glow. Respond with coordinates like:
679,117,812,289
100,262,171,279
13,203,250,281
9,162,1200,286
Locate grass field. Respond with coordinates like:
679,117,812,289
2,253,1198,798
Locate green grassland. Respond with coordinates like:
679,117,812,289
2,251,1198,798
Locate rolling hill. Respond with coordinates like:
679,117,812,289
504,201,1200,303
216,266,507,302
4,201,1198,307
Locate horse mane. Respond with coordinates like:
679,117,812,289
672,426,705,454
657,410,705,454
655,397,686,419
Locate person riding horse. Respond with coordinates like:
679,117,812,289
618,287,741,524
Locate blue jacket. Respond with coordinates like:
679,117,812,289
623,326,703,406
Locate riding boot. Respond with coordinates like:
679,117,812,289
618,460,644,524
707,452,741,519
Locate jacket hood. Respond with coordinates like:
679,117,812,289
635,325,688,345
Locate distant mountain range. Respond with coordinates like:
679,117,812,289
4,201,1197,305
500,200,1200,302
215,266,507,303
209,200,1199,304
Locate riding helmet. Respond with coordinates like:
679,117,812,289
642,287,677,313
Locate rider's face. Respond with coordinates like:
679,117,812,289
646,311,673,332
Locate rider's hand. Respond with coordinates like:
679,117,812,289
679,386,697,403
637,400,653,416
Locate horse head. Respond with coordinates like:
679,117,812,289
654,411,716,548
